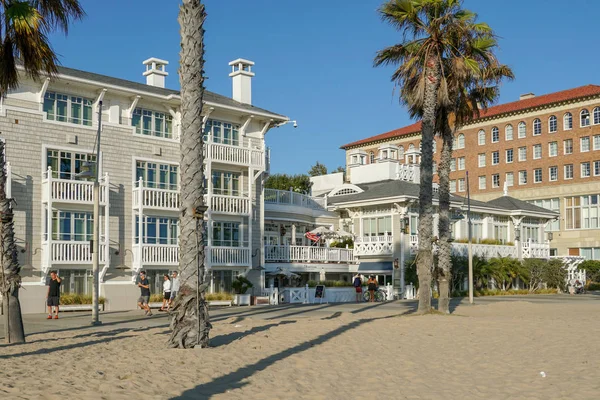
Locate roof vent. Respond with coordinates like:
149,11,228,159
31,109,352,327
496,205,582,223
519,93,535,100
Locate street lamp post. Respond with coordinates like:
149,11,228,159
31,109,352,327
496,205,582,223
466,171,474,304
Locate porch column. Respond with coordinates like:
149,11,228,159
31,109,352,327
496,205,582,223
291,224,297,246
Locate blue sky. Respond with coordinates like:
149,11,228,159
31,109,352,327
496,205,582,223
49,0,600,175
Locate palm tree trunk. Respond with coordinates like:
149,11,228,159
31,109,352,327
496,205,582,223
416,56,441,314
168,0,211,349
0,141,25,344
436,111,453,314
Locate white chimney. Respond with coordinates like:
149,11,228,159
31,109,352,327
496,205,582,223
143,58,169,88
229,58,255,104
519,93,535,101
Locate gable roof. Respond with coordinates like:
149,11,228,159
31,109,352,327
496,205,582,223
486,196,559,215
341,84,600,149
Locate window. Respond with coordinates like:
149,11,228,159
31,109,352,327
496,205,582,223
565,195,600,229
492,151,499,165
580,248,600,260
135,216,179,245
479,176,486,190
362,216,392,236
594,107,600,125
46,149,97,180
549,142,558,157
450,180,456,193
518,122,526,138
519,170,527,185
534,168,542,183
58,269,92,295
51,211,94,241
212,221,242,247
491,127,499,143
533,118,541,135
594,135,600,151
549,115,557,133
595,161,600,176
458,178,465,192
204,119,240,146
369,152,375,164
135,161,178,190
522,218,540,242
533,144,542,159
450,158,456,171
458,157,465,170
564,139,573,155
505,125,514,141
478,153,486,167
398,146,405,160
43,92,93,126
581,162,591,178
212,171,241,196
492,174,500,188
549,166,558,181
505,148,513,163
518,147,527,161
564,112,573,130
506,172,514,186
581,136,590,152
492,216,509,243
528,199,560,231
457,134,465,149
478,130,485,145
581,109,591,127
133,108,174,139
565,164,574,179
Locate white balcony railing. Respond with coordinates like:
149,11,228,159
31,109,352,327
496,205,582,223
42,167,108,205
264,189,327,210
210,194,250,215
48,241,107,264
133,244,179,266
409,237,550,259
354,235,394,256
133,179,179,211
522,239,551,259
208,246,251,266
204,142,264,169
264,245,355,263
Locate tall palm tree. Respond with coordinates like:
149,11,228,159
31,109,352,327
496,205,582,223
375,0,482,313
0,0,84,344
168,0,210,349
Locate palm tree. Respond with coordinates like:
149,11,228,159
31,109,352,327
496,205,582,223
375,0,485,313
0,0,84,344
168,0,211,349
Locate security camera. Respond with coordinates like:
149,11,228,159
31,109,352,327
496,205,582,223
293,121,298,128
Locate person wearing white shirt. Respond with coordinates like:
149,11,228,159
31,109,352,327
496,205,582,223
160,274,172,311
169,271,181,308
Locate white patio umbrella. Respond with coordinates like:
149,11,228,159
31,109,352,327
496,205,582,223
308,226,332,235
335,229,354,238
268,268,300,279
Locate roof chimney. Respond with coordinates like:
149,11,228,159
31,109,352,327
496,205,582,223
519,93,535,101
229,58,255,104
143,58,169,88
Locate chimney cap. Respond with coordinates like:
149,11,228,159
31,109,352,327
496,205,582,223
228,58,255,67
519,93,535,100
143,57,169,66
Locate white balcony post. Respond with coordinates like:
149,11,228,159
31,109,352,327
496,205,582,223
103,172,110,278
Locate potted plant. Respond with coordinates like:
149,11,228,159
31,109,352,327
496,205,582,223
232,276,253,306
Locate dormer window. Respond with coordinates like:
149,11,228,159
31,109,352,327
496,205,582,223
132,108,173,139
43,92,93,127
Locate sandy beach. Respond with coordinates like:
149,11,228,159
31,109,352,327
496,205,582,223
1,299,600,399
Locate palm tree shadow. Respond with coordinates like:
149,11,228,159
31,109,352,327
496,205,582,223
210,320,296,348
170,314,401,399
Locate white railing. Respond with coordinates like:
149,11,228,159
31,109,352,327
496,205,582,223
133,179,179,210
204,142,264,169
50,241,107,263
522,239,550,259
134,244,179,265
264,189,326,210
354,235,394,256
210,194,250,215
397,163,419,182
42,167,108,204
451,242,518,259
208,246,251,266
264,245,355,263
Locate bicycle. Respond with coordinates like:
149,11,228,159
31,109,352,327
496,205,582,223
362,287,386,302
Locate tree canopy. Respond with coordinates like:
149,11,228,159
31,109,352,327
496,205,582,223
265,173,312,194
308,161,328,177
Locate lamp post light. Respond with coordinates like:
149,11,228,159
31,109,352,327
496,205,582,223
76,100,103,326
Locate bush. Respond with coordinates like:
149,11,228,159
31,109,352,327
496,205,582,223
329,238,354,249
60,293,106,305
586,283,600,291
206,292,233,301
451,288,559,297
149,294,163,302
579,260,600,283
232,276,253,294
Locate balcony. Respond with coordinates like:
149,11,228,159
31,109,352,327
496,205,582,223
43,240,107,265
264,189,327,211
204,142,264,169
210,194,250,215
133,244,179,269
522,239,551,258
354,235,394,256
409,237,550,259
42,167,108,205
264,245,355,263
132,180,179,211
208,246,251,267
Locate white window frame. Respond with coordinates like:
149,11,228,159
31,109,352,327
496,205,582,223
506,148,513,163
564,112,573,130
478,130,486,146
505,125,514,141
518,147,527,162
491,127,499,143
492,174,500,188
506,172,514,187
533,118,542,136
581,109,591,127
519,170,527,185
549,141,558,157
594,135,600,151
534,168,542,183
548,115,557,133
458,157,465,171
457,134,465,149
581,162,591,178
565,164,574,180
492,151,499,165
533,144,542,160
43,91,94,127
518,122,526,138
549,166,558,182
133,107,174,139
581,136,590,152
594,161,600,177
450,158,456,172
135,159,179,190
479,176,486,190
564,139,573,155
594,107,600,125
450,180,456,193
478,153,486,168
458,178,466,192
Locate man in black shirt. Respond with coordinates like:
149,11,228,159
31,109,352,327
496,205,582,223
137,271,152,316
46,270,61,319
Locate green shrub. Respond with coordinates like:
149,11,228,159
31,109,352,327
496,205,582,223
60,293,106,305
149,294,163,302
232,276,253,294
586,283,600,291
206,292,233,301
329,238,354,249
579,260,600,282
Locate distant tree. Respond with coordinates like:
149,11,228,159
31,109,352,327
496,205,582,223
265,173,312,194
308,161,328,177
333,166,345,173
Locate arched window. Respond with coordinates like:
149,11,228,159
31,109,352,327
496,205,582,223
457,134,465,149
533,118,541,135
548,115,557,133
518,122,526,138
398,145,405,160
369,151,375,164
505,124,513,140
564,112,573,130
408,143,415,151
478,130,485,145
491,127,499,143
452,135,458,149
580,109,590,127
594,107,600,125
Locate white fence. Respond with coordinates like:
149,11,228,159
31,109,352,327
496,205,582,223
42,167,108,204
354,235,394,256
132,179,179,210
264,245,354,263
208,246,251,266
210,194,250,215
264,189,327,210
49,241,107,263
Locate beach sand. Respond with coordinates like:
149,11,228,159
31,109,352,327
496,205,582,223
1,300,599,399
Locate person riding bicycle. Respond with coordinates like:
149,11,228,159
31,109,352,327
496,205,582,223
367,275,378,302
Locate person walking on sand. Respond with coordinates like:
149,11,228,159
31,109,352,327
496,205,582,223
46,270,61,319
353,273,363,303
137,271,152,316
160,274,171,311
367,275,378,303
169,271,180,308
